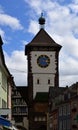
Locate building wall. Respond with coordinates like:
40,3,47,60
58,103,71,130
34,102,48,112
0,69,7,108
31,51,56,73
8,83,12,119
31,51,57,97
33,74,55,98
49,87,78,130
23,117,29,130
0,39,13,120
12,88,28,130
71,96,78,130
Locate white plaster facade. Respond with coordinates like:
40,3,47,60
31,51,57,98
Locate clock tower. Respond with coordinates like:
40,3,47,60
25,14,62,130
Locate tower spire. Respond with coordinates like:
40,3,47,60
38,12,45,29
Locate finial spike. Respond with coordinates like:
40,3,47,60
41,12,43,17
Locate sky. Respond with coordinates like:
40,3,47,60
0,0,78,87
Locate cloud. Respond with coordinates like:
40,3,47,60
21,40,29,46
1,0,78,87
0,28,7,43
0,28,5,38
24,0,42,13
59,75,78,87
60,52,78,75
24,0,78,87
0,5,23,45
28,20,39,35
59,48,78,87
69,0,78,14
24,0,78,36
0,13,23,30
4,50,27,86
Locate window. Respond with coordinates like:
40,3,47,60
67,104,70,115
39,117,42,121
72,103,77,108
15,91,20,96
2,72,7,91
67,119,70,129
13,107,17,113
49,123,52,128
59,107,62,116
37,79,40,84
2,99,7,108
15,98,20,104
59,95,62,101
63,120,66,130
68,93,70,99
63,105,66,115
48,79,50,84
21,107,27,113
42,117,46,121
59,121,62,130
34,117,37,121
34,116,46,122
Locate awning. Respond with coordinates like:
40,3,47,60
0,116,12,127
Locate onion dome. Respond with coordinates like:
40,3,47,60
38,13,45,29
38,13,45,25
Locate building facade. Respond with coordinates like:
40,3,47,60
12,86,28,130
49,82,78,130
0,36,14,120
25,15,61,130
70,83,78,130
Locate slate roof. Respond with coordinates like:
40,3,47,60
27,29,61,47
25,29,62,54
34,92,48,102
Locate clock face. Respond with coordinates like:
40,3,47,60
37,55,50,68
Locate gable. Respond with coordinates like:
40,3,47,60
25,29,62,55
26,29,61,47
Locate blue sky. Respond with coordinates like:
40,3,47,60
0,0,78,87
